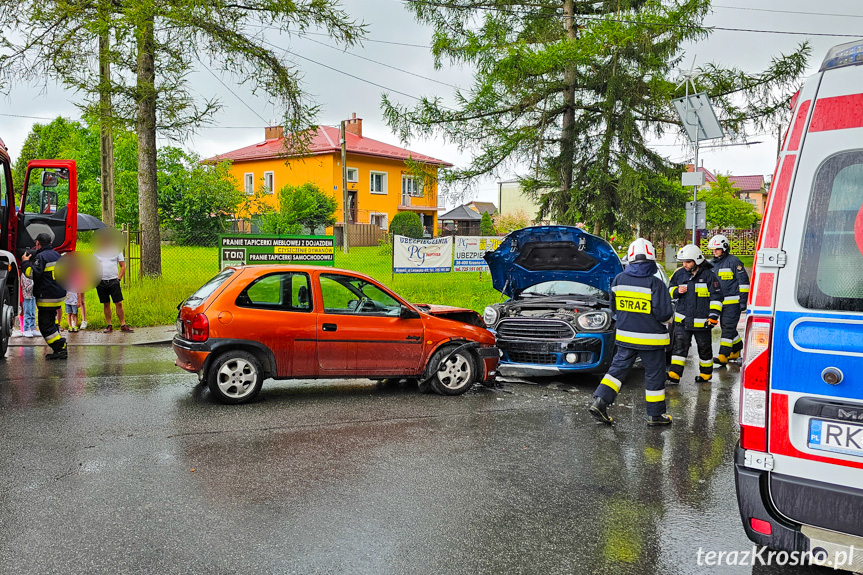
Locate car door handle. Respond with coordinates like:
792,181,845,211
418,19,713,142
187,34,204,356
322,323,338,332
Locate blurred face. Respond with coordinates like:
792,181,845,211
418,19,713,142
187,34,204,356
682,260,696,271
93,228,123,254
713,248,724,258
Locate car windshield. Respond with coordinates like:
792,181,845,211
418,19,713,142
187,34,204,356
183,269,235,306
520,280,607,300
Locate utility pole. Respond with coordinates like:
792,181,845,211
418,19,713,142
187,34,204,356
340,120,349,254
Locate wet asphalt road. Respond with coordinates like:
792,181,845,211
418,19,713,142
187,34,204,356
0,344,832,575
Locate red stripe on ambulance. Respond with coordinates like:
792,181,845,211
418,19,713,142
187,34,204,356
754,272,774,308
786,100,811,151
761,155,796,248
809,93,863,132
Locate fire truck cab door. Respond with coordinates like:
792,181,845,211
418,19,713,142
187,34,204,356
16,160,78,257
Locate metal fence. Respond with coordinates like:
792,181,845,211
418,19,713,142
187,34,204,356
698,228,759,256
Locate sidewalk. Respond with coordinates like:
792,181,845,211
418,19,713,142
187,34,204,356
10,325,175,347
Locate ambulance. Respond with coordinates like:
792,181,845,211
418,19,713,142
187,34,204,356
735,40,863,572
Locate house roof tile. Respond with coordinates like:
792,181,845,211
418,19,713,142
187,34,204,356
205,125,453,167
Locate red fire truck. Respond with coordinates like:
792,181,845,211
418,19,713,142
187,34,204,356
0,137,78,356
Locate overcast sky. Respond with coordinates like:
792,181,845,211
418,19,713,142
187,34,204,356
2,0,862,208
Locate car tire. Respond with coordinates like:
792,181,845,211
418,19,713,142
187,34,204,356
207,350,264,404
428,345,476,396
0,290,9,359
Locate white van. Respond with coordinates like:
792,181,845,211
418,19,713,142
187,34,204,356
736,40,863,572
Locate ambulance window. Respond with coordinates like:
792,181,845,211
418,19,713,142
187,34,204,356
797,151,863,311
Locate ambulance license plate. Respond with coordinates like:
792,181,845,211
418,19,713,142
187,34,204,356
808,419,863,457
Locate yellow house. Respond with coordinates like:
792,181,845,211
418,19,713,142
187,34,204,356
206,114,452,236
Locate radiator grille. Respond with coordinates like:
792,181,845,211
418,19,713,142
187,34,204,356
496,319,575,340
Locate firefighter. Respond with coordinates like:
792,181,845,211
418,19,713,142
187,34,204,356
708,234,750,365
667,244,723,383
589,238,674,426
21,233,67,360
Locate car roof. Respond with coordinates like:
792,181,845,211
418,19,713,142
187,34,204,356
226,264,378,279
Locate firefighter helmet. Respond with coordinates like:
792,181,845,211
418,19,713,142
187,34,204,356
676,244,705,265
707,234,730,253
627,238,656,261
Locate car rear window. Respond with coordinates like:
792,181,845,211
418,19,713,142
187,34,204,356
797,151,863,311
183,269,235,307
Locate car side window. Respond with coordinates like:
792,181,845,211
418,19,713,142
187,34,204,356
237,272,312,312
798,151,863,311
320,273,401,316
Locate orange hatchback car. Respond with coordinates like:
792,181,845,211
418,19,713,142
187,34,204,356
172,265,500,404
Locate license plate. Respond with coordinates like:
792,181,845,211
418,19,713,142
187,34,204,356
808,418,863,457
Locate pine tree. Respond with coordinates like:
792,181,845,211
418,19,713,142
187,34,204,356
384,0,809,239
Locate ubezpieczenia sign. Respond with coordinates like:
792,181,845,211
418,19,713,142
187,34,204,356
393,235,453,273
454,236,503,272
219,235,334,268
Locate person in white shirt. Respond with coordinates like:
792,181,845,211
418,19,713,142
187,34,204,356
94,229,134,333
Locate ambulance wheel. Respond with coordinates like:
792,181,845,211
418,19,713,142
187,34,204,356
207,350,263,404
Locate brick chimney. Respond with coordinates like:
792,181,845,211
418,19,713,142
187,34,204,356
265,125,284,140
345,113,362,138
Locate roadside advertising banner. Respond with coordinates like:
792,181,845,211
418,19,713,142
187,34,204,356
454,236,504,272
393,235,453,273
218,235,335,268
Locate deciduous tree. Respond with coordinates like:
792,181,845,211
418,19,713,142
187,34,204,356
702,174,760,229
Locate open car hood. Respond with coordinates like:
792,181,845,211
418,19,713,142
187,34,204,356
484,226,623,298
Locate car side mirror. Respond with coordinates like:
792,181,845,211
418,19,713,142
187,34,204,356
400,305,420,319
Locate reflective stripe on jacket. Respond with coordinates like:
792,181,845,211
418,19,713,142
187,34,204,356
609,270,673,350
22,247,65,305
712,252,750,308
669,263,723,331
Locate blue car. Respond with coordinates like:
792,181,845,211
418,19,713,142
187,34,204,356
482,226,623,378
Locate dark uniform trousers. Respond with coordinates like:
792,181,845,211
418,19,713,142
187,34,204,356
669,329,713,381
37,303,66,353
718,303,742,361
596,347,667,417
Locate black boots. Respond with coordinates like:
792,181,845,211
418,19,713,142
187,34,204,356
46,349,68,360
589,397,613,424
647,413,673,426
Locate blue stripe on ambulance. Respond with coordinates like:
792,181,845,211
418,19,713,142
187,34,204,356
770,310,863,400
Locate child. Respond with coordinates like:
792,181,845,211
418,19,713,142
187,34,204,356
65,291,79,333
20,270,36,337
78,292,88,329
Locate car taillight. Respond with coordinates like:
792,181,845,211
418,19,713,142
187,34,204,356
740,315,772,452
189,313,209,342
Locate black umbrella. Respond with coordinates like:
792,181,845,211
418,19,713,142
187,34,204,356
77,213,108,231
54,206,107,231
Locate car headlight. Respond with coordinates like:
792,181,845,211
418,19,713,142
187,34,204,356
577,311,610,331
483,306,499,327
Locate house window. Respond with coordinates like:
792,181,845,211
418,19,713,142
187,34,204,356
264,171,274,194
346,167,358,183
370,171,387,194
244,173,254,195
402,176,423,198
370,212,388,230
